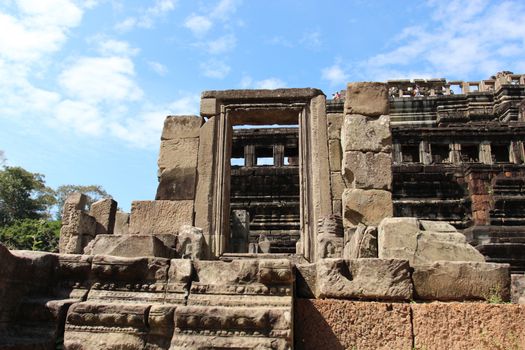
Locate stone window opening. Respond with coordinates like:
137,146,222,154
492,144,510,163
432,144,450,164
402,144,420,163
461,145,479,163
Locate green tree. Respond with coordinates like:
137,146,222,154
0,166,56,226
0,150,5,166
54,184,111,219
0,218,61,252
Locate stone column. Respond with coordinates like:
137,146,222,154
393,143,403,164
449,143,462,164
479,142,492,165
244,144,255,167
231,210,250,253
419,141,432,165
273,144,284,167
341,82,393,229
510,141,524,164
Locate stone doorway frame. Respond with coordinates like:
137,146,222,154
196,89,332,261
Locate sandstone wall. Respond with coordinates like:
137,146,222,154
296,299,525,350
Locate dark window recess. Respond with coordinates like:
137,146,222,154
492,144,509,163
402,145,419,163
255,147,273,166
284,147,299,166
461,145,479,162
432,144,449,163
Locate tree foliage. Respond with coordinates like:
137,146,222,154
0,164,111,252
55,184,111,219
0,166,56,226
0,218,61,252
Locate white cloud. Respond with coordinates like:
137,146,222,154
205,34,236,54
358,0,525,80
321,62,349,86
58,56,143,103
148,61,168,76
211,0,242,21
110,95,200,148
300,31,322,50
115,0,177,32
240,75,286,89
0,0,83,63
55,99,104,136
184,14,213,37
200,59,230,79
97,38,140,57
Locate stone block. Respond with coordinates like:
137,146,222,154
328,139,342,171
345,82,389,117
378,217,485,265
89,198,117,234
326,113,343,140
114,211,129,235
161,115,203,140
64,303,149,349
332,199,342,216
412,303,525,350
155,166,197,200
84,234,177,258
344,224,378,259
511,274,525,304
129,200,193,235
200,97,217,117
316,258,413,300
295,263,316,299
194,117,218,248
59,210,97,254
342,188,393,227
157,138,199,173
342,114,391,152
176,225,205,259
295,299,412,350
343,151,392,190
413,261,510,301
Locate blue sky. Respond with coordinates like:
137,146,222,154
1,0,525,211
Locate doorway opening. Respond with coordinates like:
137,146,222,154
229,126,300,254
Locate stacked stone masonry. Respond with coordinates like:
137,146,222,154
3,72,525,349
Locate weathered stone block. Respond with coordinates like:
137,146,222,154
345,82,389,117
412,303,525,350
378,217,485,265
512,274,525,304
200,97,217,117
316,258,413,300
342,188,393,226
344,224,378,259
157,137,199,173
413,261,510,301
64,303,149,349
161,115,203,140
342,114,391,152
84,234,176,258
176,225,205,259
156,166,197,200
328,139,342,171
295,263,316,299
330,172,345,200
129,200,193,235
89,198,117,234
114,211,129,235
295,299,412,350
326,113,343,140
342,151,392,190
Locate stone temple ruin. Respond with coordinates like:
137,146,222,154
1,71,525,349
